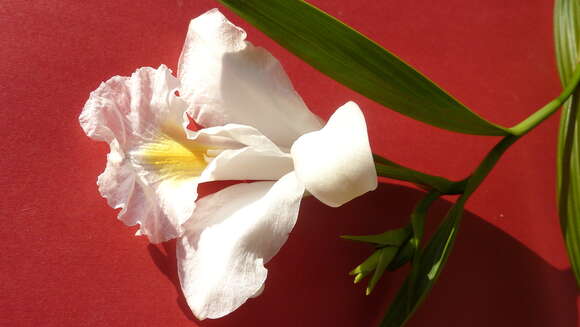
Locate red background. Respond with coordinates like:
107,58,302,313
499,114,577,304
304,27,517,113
1,0,577,326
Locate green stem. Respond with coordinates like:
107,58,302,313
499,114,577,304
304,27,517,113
384,135,518,327
410,190,440,249
406,190,440,312
477,65,580,202
374,155,466,195
386,69,580,326
380,64,580,327
463,136,518,197
510,63,580,136
374,63,580,199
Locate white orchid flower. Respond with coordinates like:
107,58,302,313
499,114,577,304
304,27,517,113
80,8,377,320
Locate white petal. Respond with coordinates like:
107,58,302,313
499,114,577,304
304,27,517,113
177,8,323,148
80,65,201,243
290,101,377,207
201,146,294,182
188,124,294,182
80,65,187,148
186,123,284,151
177,172,304,320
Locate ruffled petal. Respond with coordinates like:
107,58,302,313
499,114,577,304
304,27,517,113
80,65,187,149
290,101,377,207
177,172,304,320
177,8,323,148
80,65,203,243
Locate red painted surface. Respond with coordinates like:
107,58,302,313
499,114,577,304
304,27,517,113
1,1,577,326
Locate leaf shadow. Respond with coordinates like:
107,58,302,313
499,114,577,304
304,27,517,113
147,182,578,327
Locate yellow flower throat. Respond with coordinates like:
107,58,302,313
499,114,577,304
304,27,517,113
130,129,218,181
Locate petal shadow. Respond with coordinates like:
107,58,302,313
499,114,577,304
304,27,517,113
147,241,197,323
148,182,578,326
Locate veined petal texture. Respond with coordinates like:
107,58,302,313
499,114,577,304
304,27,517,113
80,65,202,243
177,172,304,319
177,8,324,148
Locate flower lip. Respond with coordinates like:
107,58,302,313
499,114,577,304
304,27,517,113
80,65,200,243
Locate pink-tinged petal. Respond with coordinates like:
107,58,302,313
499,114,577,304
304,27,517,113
177,8,323,148
177,172,304,320
291,101,378,207
80,65,187,149
80,65,203,243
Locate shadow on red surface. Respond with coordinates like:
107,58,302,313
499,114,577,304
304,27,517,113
147,183,577,327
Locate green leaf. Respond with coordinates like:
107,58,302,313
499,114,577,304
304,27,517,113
349,250,381,284
380,136,516,326
380,202,465,327
410,191,440,250
555,0,580,85
367,247,398,295
555,0,580,287
341,226,411,246
348,247,398,293
218,0,510,136
387,241,414,271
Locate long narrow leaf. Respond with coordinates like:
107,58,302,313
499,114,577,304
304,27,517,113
382,205,463,327
218,0,509,136
555,0,580,286
381,136,517,326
